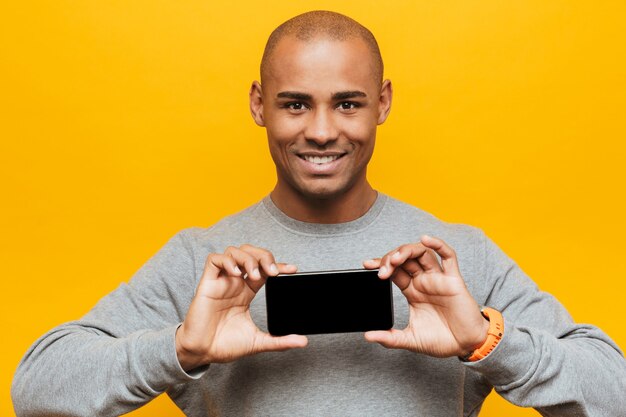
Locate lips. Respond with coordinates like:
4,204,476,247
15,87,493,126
301,154,342,164
295,152,347,174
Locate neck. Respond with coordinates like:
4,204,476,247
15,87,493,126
270,182,378,224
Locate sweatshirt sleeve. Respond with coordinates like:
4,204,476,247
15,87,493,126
11,229,206,417
464,231,626,417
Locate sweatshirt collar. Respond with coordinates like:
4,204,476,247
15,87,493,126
261,192,387,236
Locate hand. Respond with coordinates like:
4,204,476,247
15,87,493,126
363,235,489,358
176,245,308,371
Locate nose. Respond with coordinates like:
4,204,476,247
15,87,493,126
304,109,338,146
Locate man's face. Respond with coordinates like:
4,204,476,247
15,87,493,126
250,36,392,201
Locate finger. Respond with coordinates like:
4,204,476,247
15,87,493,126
363,258,381,270
246,263,297,294
377,251,397,278
391,265,412,291
235,245,297,276
420,235,460,275
379,244,429,278
224,246,261,280
389,244,430,267
397,258,423,276
203,253,242,279
276,262,298,274
240,244,280,276
415,248,442,273
196,254,248,299
254,333,308,354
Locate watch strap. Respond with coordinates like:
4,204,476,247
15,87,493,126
461,307,504,362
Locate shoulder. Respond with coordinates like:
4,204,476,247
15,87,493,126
380,194,485,247
171,200,268,250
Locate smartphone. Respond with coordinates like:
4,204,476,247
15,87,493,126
265,269,394,336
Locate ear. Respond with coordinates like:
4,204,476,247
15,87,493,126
249,81,265,127
377,79,393,125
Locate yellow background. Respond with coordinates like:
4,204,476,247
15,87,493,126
2,1,625,416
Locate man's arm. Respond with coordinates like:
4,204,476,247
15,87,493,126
11,230,201,416
465,231,626,416
12,230,306,416
364,233,626,417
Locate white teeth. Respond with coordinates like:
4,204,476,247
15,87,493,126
302,155,340,164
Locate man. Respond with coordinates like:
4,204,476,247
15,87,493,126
12,10,626,417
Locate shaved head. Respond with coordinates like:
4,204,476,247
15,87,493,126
260,11,384,84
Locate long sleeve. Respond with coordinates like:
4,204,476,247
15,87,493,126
465,231,626,417
11,229,205,417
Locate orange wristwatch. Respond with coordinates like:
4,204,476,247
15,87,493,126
461,307,504,362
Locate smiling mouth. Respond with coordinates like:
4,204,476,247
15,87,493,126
298,154,346,164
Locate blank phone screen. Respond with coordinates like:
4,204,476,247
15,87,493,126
265,269,394,336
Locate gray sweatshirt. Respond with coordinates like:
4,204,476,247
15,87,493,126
12,194,626,416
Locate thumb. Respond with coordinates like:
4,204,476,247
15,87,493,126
364,329,406,350
253,333,309,354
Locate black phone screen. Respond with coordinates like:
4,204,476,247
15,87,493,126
265,269,393,336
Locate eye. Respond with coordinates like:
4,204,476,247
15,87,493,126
281,102,309,113
337,102,360,112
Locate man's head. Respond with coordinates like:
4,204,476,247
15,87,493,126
260,11,384,85
250,11,392,208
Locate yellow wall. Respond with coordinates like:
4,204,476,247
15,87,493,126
2,1,625,416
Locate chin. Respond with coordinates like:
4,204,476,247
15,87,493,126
296,181,353,201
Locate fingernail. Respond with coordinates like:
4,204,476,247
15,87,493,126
252,268,260,279
270,264,279,275
379,265,387,276
234,266,242,275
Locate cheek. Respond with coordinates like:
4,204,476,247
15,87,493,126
266,116,302,144
266,125,300,167
343,118,377,147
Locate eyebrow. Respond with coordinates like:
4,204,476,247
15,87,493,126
276,92,312,100
332,91,367,100
275,90,367,101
